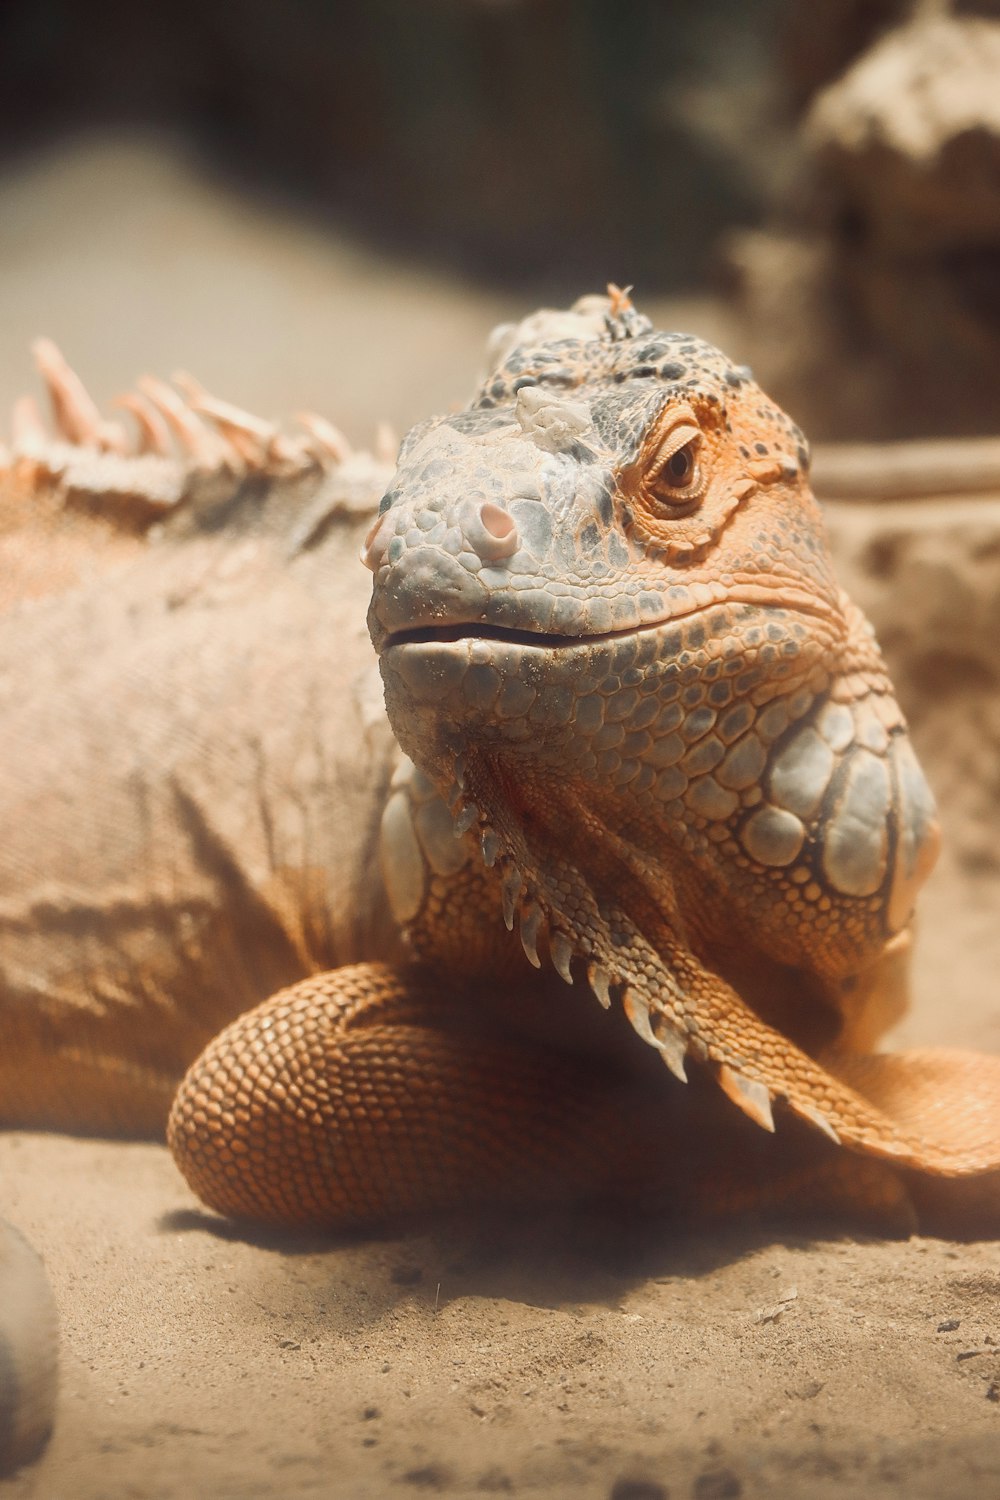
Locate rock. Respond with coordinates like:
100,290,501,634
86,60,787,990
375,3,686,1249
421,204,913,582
0,1219,58,1476
731,9,1000,439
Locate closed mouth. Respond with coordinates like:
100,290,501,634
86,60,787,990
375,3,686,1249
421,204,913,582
382,606,726,653
380,589,838,655
382,622,576,650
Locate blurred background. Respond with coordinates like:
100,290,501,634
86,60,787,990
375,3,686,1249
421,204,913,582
0,0,997,442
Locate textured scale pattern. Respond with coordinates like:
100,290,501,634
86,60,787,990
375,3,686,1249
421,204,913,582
0,292,996,1253
168,964,672,1227
168,291,999,1231
13,303,999,1475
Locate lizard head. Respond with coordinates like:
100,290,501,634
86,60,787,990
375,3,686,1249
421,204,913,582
366,291,939,1066
366,292,838,653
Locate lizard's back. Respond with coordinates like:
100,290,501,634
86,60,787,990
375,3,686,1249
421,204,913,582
0,414,400,1133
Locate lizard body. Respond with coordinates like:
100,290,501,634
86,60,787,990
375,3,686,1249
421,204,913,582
166,292,998,1228
2,293,999,1467
0,368,399,1136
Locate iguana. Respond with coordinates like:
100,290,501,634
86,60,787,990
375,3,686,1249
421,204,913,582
2,291,999,1469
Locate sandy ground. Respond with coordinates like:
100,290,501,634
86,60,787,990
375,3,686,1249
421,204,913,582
2,1122,1000,1500
1,133,999,1500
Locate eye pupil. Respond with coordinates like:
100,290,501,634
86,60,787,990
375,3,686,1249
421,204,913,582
667,447,692,482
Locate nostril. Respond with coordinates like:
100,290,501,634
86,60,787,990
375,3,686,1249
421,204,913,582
471,501,520,561
480,502,516,542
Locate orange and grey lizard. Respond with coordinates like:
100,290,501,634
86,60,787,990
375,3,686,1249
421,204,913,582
166,288,1000,1229
2,290,999,1463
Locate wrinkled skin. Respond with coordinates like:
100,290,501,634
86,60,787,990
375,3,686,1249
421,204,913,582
369,298,948,1142
7,297,999,1478
169,295,999,1230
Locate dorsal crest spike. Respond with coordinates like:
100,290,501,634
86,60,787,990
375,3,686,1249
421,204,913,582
603,283,653,342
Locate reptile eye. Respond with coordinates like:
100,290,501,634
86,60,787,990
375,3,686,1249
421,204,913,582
665,444,695,485
646,420,704,508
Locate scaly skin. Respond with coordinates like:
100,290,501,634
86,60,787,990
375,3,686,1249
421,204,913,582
0,347,395,1470
167,291,1000,1229
0,351,399,1137
4,296,1000,1464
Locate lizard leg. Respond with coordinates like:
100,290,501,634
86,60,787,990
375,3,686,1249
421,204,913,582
166,962,664,1229
167,952,999,1235
166,962,967,1236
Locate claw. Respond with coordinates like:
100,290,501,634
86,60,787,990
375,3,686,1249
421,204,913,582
791,1101,840,1146
549,929,574,985
519,903,543,968
174,373,298,468
653,1024,689,1084
718,1064,775,1132
98,420,130,455
173,372,263,432
587,961,612,1010
375,420,399,465
360,513,392,573
11,394,46,447
453,804,478,837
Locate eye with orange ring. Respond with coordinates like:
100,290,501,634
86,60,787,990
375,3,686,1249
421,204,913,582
643,415,706,512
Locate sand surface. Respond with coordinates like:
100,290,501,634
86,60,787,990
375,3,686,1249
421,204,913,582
3,985,1000,1500
2,134,999,1500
